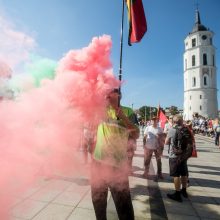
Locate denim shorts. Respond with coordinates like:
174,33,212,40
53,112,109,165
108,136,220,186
169,158,188,177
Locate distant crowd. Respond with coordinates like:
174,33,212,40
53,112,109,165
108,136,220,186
140,116,220,147
191,117,219,138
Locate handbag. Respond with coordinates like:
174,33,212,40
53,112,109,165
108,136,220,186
191,145,197,157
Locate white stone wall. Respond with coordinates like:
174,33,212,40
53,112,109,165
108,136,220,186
183,30,218,120
184,89,218,120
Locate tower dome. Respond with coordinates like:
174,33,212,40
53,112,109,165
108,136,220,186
191,9,208,33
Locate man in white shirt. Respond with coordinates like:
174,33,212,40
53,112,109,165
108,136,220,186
143,117,164,179
164,115,174,154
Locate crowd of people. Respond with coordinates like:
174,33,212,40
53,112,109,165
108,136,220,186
79,90,220,219
191,117,220,144
192,116,220,146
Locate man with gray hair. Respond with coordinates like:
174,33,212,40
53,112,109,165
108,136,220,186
165,115,192,202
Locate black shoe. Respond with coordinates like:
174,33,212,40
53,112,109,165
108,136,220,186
157,173,164,180
187,179,190,187
181,188,188,198
142,171,149,178
167,192,182,202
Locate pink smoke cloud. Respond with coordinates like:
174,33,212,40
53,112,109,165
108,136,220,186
0,35,119,219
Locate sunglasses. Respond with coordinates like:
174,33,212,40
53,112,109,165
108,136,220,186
111,88,121,94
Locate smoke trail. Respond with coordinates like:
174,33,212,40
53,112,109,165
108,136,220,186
0,35,119,219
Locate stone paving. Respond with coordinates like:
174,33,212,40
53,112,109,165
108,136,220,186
10,131,220,220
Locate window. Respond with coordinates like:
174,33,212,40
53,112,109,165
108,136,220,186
185,59,187,70
213,55,215,66
204,76,207,86
200,95,202,99
203,54,207,65
203,74,209,86
202,35,207,40
190,95,191,100
210,38,212,45
200,105,202,110
190,106,191,110
192,77,196,87
192,38,196,47
192,55,196,66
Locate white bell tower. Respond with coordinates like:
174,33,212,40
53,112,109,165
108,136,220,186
183,9,218,120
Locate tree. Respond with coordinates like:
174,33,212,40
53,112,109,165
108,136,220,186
169,106,179,115
138,106,157,121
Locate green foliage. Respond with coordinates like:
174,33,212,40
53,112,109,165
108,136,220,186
137,105,180,122
169,106,179,115
138,106,158,121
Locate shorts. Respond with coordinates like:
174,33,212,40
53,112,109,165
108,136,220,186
169,158,188,177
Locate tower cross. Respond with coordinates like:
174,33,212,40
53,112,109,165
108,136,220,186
195,1,199,10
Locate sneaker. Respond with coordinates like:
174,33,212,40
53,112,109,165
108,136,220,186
181,188,188,198
167,192,182,202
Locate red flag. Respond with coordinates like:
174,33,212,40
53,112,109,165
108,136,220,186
157,106,167,129
126,0,147,45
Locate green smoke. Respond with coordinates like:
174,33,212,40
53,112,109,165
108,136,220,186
26,55,57,87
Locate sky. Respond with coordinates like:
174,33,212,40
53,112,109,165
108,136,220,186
0,0,219,109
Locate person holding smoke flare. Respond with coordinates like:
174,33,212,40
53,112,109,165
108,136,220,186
91,88,139,220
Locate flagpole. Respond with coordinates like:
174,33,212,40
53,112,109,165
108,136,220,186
144,106,146,123
157,103,160,118
118,0,125,107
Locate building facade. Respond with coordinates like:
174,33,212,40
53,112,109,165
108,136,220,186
183,9,218,120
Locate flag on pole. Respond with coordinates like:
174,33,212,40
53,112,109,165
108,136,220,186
157,105,167,129
126,0,147,45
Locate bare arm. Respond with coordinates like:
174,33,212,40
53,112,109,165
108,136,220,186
165,136,171,145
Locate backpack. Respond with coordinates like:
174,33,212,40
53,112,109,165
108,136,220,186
216,126,220,133
173,126,193,161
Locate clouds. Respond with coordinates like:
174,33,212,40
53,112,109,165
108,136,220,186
0,14,36,68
